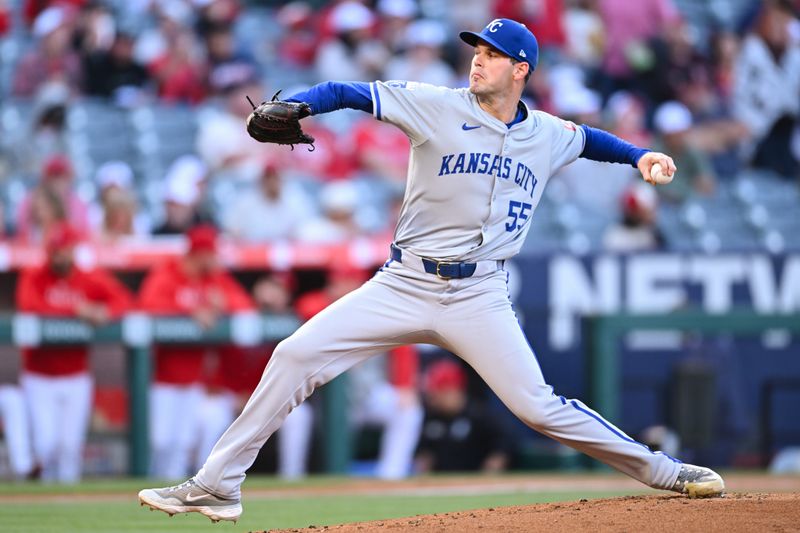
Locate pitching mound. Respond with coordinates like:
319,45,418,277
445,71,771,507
265,492,800,533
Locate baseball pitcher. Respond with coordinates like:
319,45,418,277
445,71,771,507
140,18,724,523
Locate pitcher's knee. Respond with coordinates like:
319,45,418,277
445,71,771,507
272,335,329,369
273,336,307,362
520,409,551,431
515,394,561,430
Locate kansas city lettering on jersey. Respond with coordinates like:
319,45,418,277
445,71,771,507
438,152,538,198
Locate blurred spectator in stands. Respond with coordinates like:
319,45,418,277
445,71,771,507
153,155,210,235
88,161,150,240
297,181,364,243
315,1,389,82
253,271,295,314
550,85,636,215
551,71,603,126
350,116,410,186
139,224,254,479
285,115,357,181
95,188,139,243
376,0,417,54
83,32,151,105
22,0,84,28
133,0,191,67
652,101,716,202
0,0,11,36
443,0,492,33
291,265,422,479
562,0,605,72
276,1,319,68
204,25,257,97
493,0,566,53
13,6,83,97
72,2,115,55
148,25,207,105
385,19,456,87
415,359,511,474
16,155,90,243
15,186,65,245
194,0,240,38
16,222,132,483
196,78,279,182
10,82,71,179
733,0,800,179
606,91,651,147
603,182,664,252
221,160,313,243
709,30,740,104
639,19,707,106
596,0,680,96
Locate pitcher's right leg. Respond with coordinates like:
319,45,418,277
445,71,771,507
193,273,434,499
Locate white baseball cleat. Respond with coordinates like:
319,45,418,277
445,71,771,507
670,464,725,498
138,478,242,523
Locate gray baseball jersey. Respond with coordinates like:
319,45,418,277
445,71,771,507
370,80,584,261
195,80,682,500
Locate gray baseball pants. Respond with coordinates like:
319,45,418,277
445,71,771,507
196,253,681,498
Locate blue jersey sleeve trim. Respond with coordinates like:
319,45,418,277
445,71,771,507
285,81,372,115
371,82,382,121
579,125,649,168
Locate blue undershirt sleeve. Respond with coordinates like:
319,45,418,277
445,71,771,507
284,81,373,115
579,125,650,168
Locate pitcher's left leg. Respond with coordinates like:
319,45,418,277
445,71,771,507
438,275,681,490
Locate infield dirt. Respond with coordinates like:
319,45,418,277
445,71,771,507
265,492,800,533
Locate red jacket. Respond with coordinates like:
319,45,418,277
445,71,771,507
138,258,254,385
16,264,132,376
206,345,273,395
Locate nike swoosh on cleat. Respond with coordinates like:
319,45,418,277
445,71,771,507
184,494,213,504
462,123,481,131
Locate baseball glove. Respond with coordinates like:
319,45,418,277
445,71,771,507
245,91,315,151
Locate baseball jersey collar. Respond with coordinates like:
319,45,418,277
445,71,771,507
468,92,531,133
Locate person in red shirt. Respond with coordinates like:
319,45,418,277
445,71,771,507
138,224,254,480
16,222,132,483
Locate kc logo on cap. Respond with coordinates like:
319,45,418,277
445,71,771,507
487,19,503,32
459,18,540,71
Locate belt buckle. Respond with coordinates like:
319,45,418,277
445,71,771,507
435,261,456,279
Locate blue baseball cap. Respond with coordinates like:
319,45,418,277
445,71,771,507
459,18,539,72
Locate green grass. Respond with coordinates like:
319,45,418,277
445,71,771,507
0,475,349,495
0,475,642,533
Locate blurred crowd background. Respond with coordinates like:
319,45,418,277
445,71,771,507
0,0,798,251
0,0,799,484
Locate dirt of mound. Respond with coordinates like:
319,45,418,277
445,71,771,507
263,492,800,533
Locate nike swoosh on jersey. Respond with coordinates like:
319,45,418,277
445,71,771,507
461,123,481,131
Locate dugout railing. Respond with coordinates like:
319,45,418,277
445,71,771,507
585,310,800,466
0,313,360,477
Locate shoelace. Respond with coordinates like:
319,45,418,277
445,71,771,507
678,467,707,483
